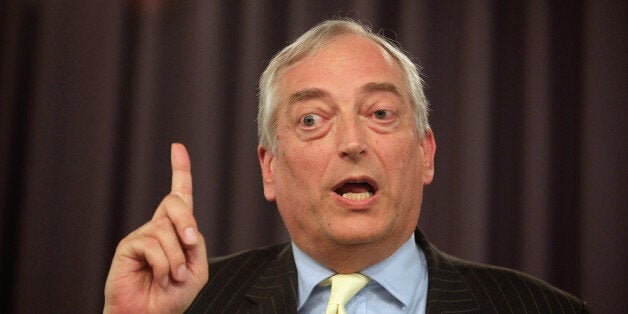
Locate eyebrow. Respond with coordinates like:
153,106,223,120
360,82,403,98
286,82,403,105
287,88,329,105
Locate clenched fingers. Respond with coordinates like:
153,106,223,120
140,217,190,282
117,232,172,288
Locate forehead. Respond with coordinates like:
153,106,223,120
276,34,406,101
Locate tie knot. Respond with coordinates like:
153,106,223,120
324,273,370,312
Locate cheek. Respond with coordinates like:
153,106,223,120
275,145,327,188
287,140,329,165
386,141,423,182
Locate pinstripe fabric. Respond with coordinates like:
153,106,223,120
186,244,297,314
417,233,591,313
186,230,590,313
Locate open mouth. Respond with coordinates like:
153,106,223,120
333,180,376,201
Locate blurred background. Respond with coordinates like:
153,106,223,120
1,0,626,312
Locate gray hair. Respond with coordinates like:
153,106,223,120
257,19,430,154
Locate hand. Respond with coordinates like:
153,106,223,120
104,143,209,313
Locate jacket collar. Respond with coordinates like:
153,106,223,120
415,229,481,313
244,244,299,312
243,229,480,313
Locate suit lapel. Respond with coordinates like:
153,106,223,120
415,230,482,313
244,244,298,313
218,230,480,313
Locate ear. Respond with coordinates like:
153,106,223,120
258,145,276,201
420,129,436,185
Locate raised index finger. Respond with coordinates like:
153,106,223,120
171,143,193,210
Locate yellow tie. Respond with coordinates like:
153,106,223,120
323,273,370,314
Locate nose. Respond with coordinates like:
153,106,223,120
337,117,368,159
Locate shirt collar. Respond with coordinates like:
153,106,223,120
361,234,425,307
291,243,335,310
291,234,425,309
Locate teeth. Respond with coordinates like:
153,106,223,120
341,192,373,201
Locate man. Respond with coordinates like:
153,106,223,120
104,19,590,313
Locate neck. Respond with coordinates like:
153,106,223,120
294,231,414,273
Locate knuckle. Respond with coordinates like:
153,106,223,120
153,216,172,229
195,230,205,242
171,251,186,265
161,194,178,206
163,194,186,210
162,197,194,224
116,231,141,251
115,238,129,253
177,185,193,196
143,237,161,251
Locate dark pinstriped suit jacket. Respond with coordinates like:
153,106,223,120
186,230,590,313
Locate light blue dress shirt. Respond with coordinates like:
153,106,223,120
292,234,428,313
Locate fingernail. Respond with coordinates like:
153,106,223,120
184,227,198,245
177,264,188,280
161,276,169,288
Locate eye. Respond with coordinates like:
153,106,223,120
300,113,322,128
372,109,395,122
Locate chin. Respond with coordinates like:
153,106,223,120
327,222,390,246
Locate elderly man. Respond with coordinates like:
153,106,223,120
104,19,590,313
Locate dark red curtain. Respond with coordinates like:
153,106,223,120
1,0,626,313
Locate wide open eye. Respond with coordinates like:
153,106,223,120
372,109,396,122
300,113,322,128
